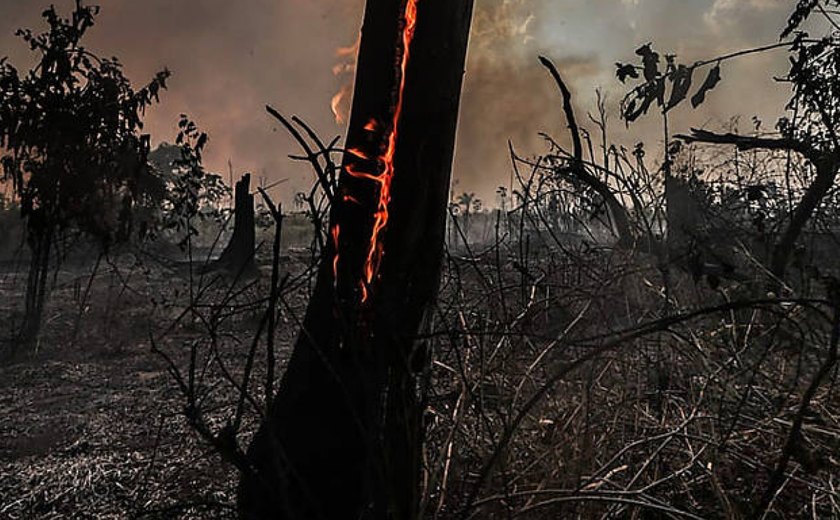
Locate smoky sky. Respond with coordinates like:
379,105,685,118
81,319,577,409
0,0,797,206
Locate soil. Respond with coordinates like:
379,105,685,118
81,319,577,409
0,251,290,519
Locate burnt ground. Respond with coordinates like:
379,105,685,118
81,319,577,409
0,355,237,519
0,251,290,519
1,238,839,519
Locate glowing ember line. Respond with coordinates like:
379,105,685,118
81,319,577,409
346,168,383,182
330,0,419,302
361,0,419,299
331,224,341,282
347,147,372,160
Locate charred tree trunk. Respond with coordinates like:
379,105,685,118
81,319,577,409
238,1,474,519
770,156,839,281
214,173,256,274
13,226,53,357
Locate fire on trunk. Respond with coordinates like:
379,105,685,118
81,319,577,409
331,0,419,303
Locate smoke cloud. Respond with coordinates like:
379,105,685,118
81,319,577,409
0,0,797,206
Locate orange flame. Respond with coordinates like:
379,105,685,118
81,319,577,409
331,223,341,281
362,0,418,298
331,37,361,125
331,0,419,303
331,83,354,125
337,38,361,58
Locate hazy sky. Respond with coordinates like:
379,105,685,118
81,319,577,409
0,0,797,205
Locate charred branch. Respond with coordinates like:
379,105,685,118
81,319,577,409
677,128,815,160
540,57,639,251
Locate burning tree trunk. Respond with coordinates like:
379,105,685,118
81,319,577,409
213,173,256,274
238,1,474,518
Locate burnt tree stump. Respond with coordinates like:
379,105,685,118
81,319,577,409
212,173,256,275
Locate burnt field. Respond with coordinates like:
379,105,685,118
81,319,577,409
3,0,840,518
1,225,839,519
0,252,267,519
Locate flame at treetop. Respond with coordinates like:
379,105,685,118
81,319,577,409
331,0,419,303
331,37,360,124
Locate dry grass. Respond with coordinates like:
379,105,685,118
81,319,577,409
1,218,839,519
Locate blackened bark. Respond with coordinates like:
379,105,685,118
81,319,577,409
15,229,52,356
214,174,256,274
238,1,474,519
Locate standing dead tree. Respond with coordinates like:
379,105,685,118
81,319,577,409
238,1,475,519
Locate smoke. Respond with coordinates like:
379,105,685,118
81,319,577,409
458,1,598,198
455,0,794,203
0,0,798,206
0,0,365,204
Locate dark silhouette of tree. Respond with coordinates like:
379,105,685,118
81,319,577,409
152,116,231,249
238,0,475,518
0,0,169,353
618,1,840,285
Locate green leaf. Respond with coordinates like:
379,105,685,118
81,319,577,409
635,43,660,82
616,63,639,83
691,64,721,109
667,65,694,111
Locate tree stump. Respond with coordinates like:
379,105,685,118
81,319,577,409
212,173,256,275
